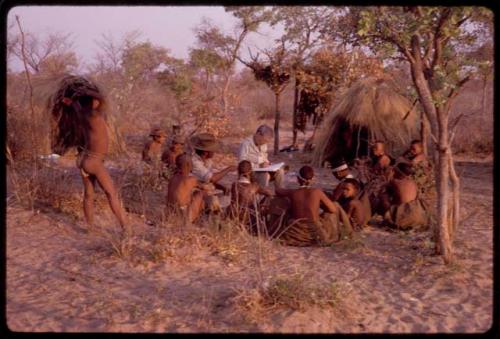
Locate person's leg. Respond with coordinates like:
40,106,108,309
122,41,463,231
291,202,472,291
254,172,270,187
188,191,205,223
84,159,130,234
272,168,285,188
82,174,96,227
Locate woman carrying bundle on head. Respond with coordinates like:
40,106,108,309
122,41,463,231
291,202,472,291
49,75,130,235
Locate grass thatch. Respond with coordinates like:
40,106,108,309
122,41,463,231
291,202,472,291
312,76,419,165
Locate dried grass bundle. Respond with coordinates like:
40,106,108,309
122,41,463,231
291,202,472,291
312,77,418,165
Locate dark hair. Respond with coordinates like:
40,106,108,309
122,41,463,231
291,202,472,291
238,160,252,176
299,165,314,181
50,76,104,155
411,139,422,146
395,162,414,176
176,153,192,171
195,148,206,156
343,178,360,191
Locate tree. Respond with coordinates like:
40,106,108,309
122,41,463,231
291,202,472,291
193,7,271,116
270,6,335,147
334,6,493,263
10,31,74,74
121,41,171,82
239,39,291,154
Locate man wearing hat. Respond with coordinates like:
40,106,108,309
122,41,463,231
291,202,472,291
142,127,167,164
237,124,284,188
190,133,237,211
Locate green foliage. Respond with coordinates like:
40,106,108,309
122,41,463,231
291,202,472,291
122,42,171,81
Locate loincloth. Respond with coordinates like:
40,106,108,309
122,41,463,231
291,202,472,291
384,198,429,231
76,149,106,178
278,209,353,247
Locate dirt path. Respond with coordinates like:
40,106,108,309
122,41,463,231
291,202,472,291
6,129,494,333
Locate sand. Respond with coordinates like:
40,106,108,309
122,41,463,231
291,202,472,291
6,129,494,333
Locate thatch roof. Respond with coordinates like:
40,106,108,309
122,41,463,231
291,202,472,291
312,76,419,165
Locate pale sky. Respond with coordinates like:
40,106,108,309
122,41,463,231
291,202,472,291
7,5,282,72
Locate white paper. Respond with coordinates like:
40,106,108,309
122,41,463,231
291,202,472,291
253,162,285,172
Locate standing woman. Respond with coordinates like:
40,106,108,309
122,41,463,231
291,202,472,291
49,75,130,234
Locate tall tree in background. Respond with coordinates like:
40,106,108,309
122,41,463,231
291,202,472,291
332,6,493,263
193,7,272,117
239,39,291,154
271,6,334,147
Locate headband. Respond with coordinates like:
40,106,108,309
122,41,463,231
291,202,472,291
332,163,348,172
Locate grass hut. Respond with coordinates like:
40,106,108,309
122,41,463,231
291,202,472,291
312,76,418,166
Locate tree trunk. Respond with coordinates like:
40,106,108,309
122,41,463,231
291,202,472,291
411,61,454,264
222,74,231,116
435,107,453,264
292,77,299,147
274,91,281,155
420,110,429,157
448,151,460,240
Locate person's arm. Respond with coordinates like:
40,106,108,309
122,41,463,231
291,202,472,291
319,190,339,214
142,142,152,162
209,165,237,184
275,187,293,197
330,183,343,201
257,185,274,197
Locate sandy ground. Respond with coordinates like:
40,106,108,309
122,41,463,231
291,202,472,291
6,128,494,333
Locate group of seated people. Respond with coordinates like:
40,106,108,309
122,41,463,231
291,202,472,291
141,123,432,247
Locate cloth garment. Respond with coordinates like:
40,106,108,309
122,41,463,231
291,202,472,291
384,198,429,231
191,153,214,183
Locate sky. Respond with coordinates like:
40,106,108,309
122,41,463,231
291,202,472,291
7,5,282,72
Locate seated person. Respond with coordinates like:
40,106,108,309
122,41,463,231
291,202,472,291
370,141,394,176
142,128,167,164
382,163,429,231
166,154,205,223
328,159,355,202
227,160,274,234
162,135,186,168
273,166,353,246
238,124,284,188
190,133,237,213
339,178,371,231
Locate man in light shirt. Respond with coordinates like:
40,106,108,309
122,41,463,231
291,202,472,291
190,133,236,212
237,125,284,188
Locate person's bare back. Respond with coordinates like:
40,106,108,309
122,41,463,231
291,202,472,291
167,174,198,207
389,178,418,204
278,187,338,223
86,112,109,155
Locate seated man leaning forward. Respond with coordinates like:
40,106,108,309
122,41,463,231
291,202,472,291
382,162,429,231
274,166,353,247
142,128,167,164
190,133,237,212
227,160,274,234
238,124,284,188
166,154,205,223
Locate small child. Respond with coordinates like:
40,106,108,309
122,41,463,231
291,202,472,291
161,135,185,168
340,178,370,231
142,128,167,164
227,160,273,232
166,154,205,223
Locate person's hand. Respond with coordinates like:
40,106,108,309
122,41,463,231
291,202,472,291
260,161,270,168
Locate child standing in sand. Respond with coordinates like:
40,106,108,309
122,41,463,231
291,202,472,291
50,75,130,234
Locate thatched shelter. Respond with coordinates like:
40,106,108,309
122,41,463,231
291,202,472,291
312,77,419,166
